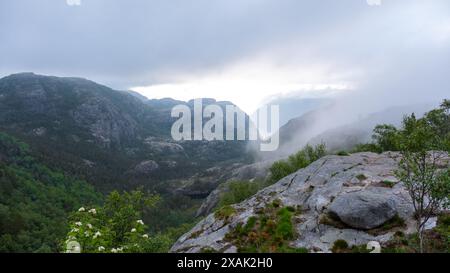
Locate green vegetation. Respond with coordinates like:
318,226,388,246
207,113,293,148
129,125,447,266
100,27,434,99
214,205,237,222
367,214,406,236
214,144,328,212
144,194,201,235
356,174,367,181
380,180,395,188
0,132,102,252
393,101,450,252
63,190,175,253
354,99,450,252
217,180,265,208
331,240,349,253
383,213,450,253
355,99,450,154
268,143,327,184
224,202,307,253
319,213,347,229
0,132,198,253
336,151,350,156
331,240,372,253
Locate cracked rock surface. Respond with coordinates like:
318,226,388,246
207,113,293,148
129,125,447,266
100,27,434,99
171,152,449,253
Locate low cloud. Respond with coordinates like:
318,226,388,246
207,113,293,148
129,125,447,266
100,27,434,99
66,0,81,6
0,0,449,116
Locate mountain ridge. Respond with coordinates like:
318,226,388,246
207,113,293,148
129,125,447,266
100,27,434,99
0,72,252,192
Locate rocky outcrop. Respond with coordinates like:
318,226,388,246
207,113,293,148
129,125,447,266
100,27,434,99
71,96,140,148
133,160,159,175
328,190,397,230
171,152,449,253
144,137,185,155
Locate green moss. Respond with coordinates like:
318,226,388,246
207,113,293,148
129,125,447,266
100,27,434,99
243,216,257,233
336,151,350,156
200,247,218,253
225,203,304,253
188,229,204,239
368,214,406,236
332,240,349,253
381,180,395,188
331,172,339,178
332,240,371,253
285,206,296,213
271,199,282,208
319,213,347,229
215,205,236,222
356,174,367,181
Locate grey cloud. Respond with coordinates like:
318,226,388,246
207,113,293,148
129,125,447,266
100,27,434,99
0,0,449,110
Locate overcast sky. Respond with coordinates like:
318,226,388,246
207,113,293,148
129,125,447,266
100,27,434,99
1,0,449,113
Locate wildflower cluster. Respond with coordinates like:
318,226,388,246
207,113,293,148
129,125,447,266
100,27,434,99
64,207,151,253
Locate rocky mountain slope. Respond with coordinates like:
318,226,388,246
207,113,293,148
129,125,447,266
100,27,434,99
171,152,449,253
0,73,251,192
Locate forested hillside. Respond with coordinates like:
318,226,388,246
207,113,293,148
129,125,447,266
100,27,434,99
0,73,251,192
0,132,102,252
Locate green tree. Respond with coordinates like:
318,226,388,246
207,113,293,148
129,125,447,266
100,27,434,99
372,124,400,152
63,189,172,253
395,103,450,253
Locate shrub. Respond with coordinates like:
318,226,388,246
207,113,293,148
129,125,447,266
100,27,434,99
214,205,236,222
63,189,162,253
268,143,326,184
225,203,305,253
382,212,450,253
218,180,264,208
336,151,350,156
332,240,349,253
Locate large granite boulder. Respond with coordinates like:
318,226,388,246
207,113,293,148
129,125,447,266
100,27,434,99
328,191,397,230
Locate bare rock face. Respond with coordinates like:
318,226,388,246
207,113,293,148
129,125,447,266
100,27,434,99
328,191,397,230
170,152,449,253
133,160,159,175
144,137,185,154
70,91,143,149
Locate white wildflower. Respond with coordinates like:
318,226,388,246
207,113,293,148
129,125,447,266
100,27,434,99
131,228,137,233
87,223,93,229
78,207,85,212
136,220,144,225
84,231,90,237
98,246,105,252
66,241,81,253
88,208,97,215
111,248,118,253
71,228,79,233
75,222,82,227
93,231,101,239
142,234,149,239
